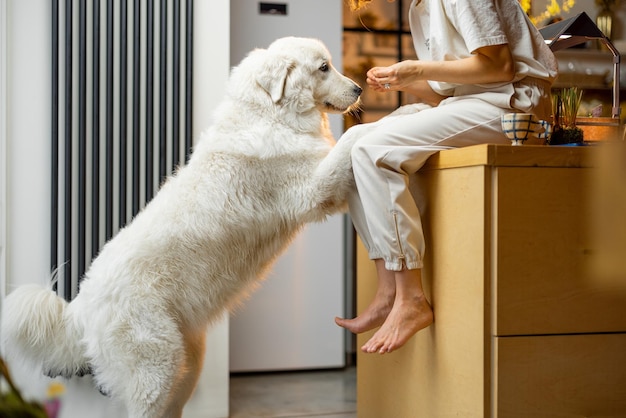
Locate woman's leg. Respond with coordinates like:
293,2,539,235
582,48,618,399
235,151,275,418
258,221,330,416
335,259,395,333
342,99,509,353
361,267,433,354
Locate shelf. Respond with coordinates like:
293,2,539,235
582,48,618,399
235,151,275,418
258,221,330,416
553,47,621,86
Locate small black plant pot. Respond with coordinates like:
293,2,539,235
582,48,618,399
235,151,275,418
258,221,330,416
549,126,584,145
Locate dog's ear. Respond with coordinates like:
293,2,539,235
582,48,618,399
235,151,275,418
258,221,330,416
256,55,294,103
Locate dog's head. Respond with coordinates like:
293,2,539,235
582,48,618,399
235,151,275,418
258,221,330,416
262,37,362,114
232,37,361,116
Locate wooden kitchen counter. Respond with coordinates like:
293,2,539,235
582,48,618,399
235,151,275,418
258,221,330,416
356,144,626,417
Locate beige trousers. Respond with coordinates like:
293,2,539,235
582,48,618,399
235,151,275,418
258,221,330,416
346,98,512,271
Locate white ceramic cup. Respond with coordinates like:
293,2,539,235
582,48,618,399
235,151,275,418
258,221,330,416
501,113,551,146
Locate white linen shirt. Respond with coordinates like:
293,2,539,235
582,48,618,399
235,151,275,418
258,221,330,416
409,0,558,118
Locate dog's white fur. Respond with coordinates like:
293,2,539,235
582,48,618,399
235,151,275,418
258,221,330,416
1,37,361,418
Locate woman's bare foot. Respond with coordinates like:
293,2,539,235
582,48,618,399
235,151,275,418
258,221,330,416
360,294,433,354
361,267,433,354
334,294,393,333
335,259,396,334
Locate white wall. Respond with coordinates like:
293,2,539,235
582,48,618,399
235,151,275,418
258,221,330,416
3,0,52,296
0,0,7,301
0,0,230,417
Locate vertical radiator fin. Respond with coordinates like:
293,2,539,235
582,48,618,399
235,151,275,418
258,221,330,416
51,0,194,300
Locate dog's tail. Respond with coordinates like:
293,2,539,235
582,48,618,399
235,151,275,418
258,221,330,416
1,284,88,378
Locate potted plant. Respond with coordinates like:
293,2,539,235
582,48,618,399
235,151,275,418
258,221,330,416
550,87,585,145
0,357,48,418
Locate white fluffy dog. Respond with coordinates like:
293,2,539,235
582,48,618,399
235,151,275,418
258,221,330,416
1,37,361,417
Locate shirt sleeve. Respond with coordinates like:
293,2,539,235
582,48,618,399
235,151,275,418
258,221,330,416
446,0,509,53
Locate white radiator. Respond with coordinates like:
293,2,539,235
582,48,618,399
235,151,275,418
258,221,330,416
50,0,195,300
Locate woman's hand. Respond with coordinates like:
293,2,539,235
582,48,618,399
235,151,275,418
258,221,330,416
366,61,420,93
366,62,447,107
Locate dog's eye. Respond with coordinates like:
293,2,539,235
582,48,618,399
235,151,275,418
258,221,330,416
319,62,329,72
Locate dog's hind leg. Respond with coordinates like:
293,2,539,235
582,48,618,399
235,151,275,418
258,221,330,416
159,329,207,418
94,315,185,418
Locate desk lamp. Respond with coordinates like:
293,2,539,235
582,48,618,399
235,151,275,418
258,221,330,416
539,11,621,119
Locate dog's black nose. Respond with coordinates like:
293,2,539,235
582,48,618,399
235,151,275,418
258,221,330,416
354,85,363,96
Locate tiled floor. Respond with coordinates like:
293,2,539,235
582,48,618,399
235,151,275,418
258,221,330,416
229,367,356,418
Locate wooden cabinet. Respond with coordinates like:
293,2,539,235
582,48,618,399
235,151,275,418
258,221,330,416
356,144,626,417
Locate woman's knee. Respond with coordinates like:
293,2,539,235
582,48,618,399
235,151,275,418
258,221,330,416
343,122,373,142
351,137,374,171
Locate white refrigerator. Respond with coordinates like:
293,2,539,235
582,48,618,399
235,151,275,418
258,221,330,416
228,0,350,372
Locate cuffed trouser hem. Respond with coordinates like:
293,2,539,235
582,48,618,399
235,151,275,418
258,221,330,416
382,258,423,271
366,251,424,272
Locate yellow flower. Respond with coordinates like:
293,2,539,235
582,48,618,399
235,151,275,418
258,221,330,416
547,0,561,15
520,0,532,12
522,0,576,26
